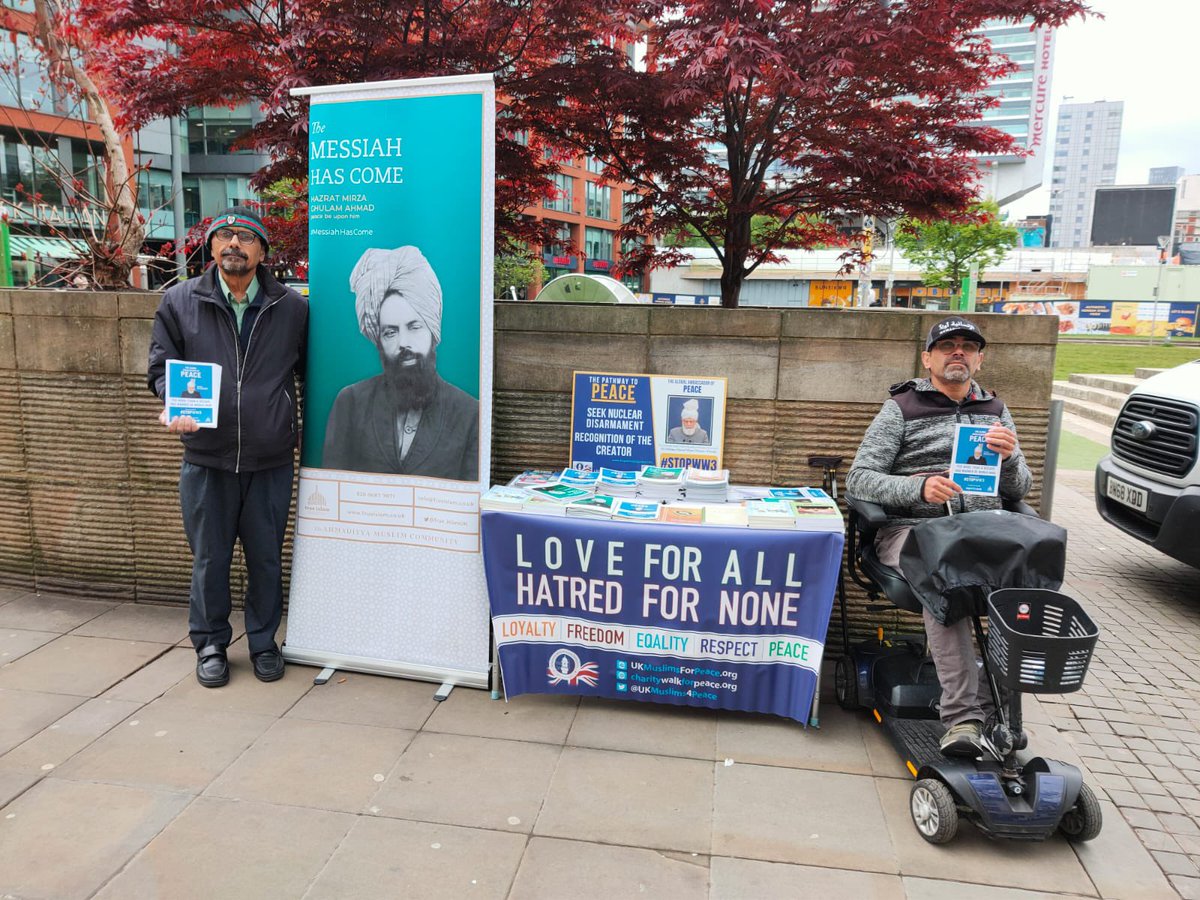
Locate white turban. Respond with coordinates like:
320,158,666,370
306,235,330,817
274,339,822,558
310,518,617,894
682,399,700,418
350,247,442,347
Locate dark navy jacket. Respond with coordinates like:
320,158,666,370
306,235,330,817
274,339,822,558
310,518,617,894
147,265,308,472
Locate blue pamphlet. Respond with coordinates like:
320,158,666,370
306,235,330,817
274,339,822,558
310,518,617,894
949,423,1000,495
165,359,222,428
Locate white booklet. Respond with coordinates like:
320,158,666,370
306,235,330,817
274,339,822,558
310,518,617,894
165,359,221,428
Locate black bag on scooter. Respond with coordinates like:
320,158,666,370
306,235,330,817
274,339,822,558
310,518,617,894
898,510,1067,626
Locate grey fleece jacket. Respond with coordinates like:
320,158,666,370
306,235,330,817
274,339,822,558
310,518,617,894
846,378,1032,527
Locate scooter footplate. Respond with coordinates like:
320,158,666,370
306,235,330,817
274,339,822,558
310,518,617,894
883,717,946,772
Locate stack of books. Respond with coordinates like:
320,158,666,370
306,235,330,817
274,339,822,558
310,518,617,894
661,502,706,525
746,497,799,529
480,485,530,511
558,468,599,492
770,486,834,506
523,482,592,515
613,499,663,521
565,494,616,519
509,470,559,489
637,466,685,500
684,468,730,502
495,472,840,530
597,467,639,497
701,503,749,527
790,502,844,531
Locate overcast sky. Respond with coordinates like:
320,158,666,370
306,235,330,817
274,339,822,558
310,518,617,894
1005,0,1199,218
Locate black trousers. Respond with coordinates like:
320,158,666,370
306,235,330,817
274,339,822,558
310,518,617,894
179,460,293,655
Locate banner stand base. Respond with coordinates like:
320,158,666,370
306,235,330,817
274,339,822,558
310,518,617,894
314,666,337,686
433,682,454,702
282,646,489,690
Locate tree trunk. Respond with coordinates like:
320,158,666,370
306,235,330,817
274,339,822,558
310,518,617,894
719,263,745,309
720,214,754,309
33,0,144,288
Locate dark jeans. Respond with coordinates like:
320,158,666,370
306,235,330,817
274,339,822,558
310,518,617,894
179,460,293,655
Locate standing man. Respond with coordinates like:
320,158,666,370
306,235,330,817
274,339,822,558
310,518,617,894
148,207,308,688
846,316,1031,757
322,246,478,480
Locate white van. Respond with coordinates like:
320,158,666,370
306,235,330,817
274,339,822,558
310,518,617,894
1094,360,1200,569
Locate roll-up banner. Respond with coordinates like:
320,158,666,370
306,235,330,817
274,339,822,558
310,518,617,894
284,74,494,688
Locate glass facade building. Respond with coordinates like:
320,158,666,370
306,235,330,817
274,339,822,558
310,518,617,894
1048,100,1123,248
974,18,1056,206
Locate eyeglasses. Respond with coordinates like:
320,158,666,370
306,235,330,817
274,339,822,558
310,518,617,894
932,339,982,355
213,228,259,245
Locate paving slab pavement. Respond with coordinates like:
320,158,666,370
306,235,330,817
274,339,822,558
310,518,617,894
0,464,1195,897
1048,467,1200,900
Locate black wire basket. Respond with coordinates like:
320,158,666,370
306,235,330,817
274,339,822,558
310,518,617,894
987,588,1099,694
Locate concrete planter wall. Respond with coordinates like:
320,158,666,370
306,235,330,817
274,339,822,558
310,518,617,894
0,291,1058,645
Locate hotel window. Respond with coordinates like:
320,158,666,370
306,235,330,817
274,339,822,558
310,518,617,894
586,182,611,219
187,111,254,156
546,223,572,255
544,173,574,212
585,226,613,260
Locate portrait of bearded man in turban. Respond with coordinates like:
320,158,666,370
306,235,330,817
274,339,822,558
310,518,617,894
666,398,711,445
322,246,479,480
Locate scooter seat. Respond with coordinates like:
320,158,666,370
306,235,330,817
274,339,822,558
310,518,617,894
859,541,924,615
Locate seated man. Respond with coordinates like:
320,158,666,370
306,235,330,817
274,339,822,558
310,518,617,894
846,316,1032,757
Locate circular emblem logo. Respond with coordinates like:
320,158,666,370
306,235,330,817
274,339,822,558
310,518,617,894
547,648,582,681
545,648,599,687
1130,420,1156,441
225,214,237,225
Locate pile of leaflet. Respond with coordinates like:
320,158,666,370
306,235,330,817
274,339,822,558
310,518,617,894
637,466,685,500
597,467,639,497
683,468,730,502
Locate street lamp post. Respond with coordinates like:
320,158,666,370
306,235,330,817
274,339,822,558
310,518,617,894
858,214,875,306
886,244,895,306
1149,178,1181,346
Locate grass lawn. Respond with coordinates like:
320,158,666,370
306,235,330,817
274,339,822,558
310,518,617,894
1053,342,1200,381
1056,430,1109,472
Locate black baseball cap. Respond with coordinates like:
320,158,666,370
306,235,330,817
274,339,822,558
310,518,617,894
925,316,986,351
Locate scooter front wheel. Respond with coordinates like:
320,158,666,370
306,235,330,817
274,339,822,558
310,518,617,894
1059,782,1103,842
911,779,959,844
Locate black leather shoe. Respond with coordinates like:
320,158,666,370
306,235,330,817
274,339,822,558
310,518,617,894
196,646,229,688
251,647,285,682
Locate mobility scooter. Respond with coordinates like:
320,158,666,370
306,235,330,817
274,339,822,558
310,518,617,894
836,498,1103,844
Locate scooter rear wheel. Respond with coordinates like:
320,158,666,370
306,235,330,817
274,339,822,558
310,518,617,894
1059,782,1103,842
911,779,958,844
834,656,858,710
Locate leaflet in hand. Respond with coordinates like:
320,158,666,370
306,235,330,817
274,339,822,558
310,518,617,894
166,360,221,428
949,423,1001,495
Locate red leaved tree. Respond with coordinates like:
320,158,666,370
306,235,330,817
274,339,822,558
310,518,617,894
529,0,1091,307
0,0,145,288
80,0,636,263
